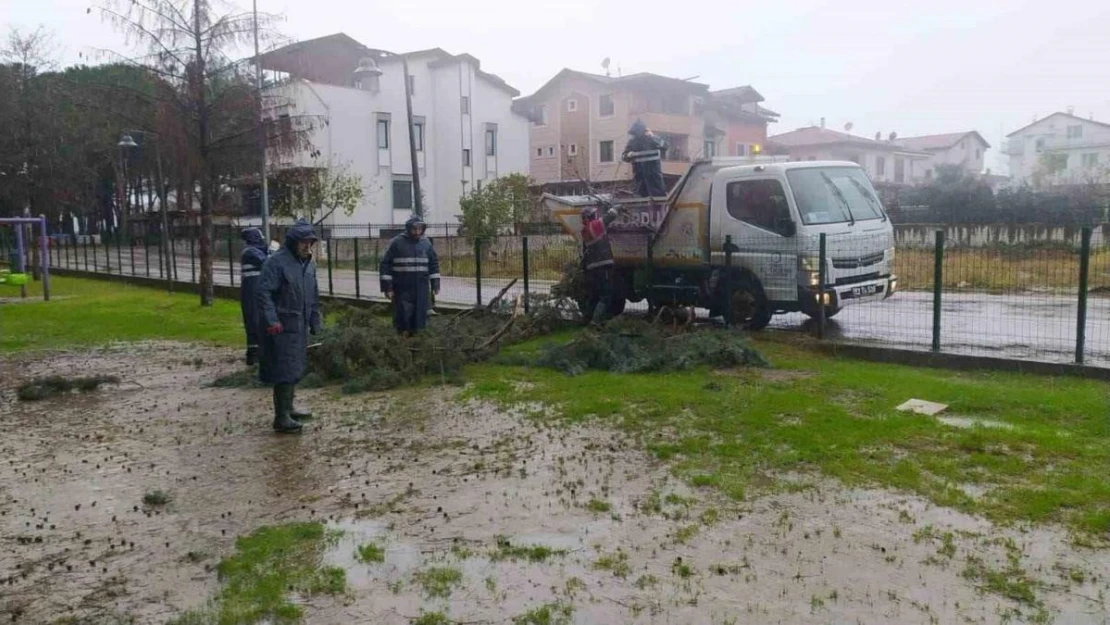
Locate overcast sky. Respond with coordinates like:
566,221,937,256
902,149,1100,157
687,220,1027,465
6,0,1110,172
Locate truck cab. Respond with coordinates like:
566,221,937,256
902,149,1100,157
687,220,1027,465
544,159,897,328
708,160,897,323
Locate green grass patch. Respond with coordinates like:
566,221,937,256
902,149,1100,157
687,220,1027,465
491,536,567,563
468,335,1110,534
1,276,242,352
593,549,631,578
962,555,1041,606
142,490,172,506
412,566,464,598
585,498,611,513
171,522,346,624
354,542,385,564
411,612,451,625
511,602,574,625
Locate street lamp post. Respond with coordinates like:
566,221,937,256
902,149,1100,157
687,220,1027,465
119,132,172,292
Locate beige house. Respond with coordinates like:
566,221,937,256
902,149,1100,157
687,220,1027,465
768,126,930,185
513,70,776,187
896,131,990,182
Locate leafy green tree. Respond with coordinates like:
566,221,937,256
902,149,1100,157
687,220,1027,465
271,163,364,224
458,173,534,242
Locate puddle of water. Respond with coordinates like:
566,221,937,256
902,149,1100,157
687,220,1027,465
937,416,1015,430
324,519,422,589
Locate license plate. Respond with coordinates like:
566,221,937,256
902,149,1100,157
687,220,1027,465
851,284,880,298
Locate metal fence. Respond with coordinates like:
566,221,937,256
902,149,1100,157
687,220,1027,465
4,221,1107,369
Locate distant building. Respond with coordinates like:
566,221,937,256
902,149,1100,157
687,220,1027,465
256,33,529,227
767,125,930,185
1004,112,1110,187
895,131,990,182
512,70,777,188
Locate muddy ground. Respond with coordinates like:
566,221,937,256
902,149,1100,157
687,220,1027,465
2,343,1109,625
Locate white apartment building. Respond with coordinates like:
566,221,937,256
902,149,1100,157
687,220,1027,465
1004,112,1110,187
258,34,529,227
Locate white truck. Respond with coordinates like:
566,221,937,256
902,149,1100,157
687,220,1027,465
544,159,898,328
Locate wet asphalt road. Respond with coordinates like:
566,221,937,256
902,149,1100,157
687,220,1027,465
50,247,1110,368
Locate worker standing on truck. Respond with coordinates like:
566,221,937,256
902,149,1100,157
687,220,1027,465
581,205,619,324
622,119,667,198
380,215,441,336
239,227,269,366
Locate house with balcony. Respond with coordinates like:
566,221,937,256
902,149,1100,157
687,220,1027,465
767,125,930,185
255,33,529,227
895,131,990,182
1004,112,1110,187
512,70,776,191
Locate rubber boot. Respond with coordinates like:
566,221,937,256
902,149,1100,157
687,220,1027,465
245,346,258,366
272,384,303,433
590,300,609,326
290,386,313,421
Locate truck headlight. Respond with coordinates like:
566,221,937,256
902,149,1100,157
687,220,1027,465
804,271,820,287
798,256,821,272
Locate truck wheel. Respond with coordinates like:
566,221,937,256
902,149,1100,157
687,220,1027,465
729,276,773,331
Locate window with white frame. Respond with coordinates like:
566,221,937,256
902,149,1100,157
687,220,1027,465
392,177,413,210
599,140,614,163
1082,153,1099,168
376,119,390,149
546,146,554,156
536,147,543,157
735,143,747,157
462,148,471,167
485,127,497,156
461,96,470,114
704,140,717,158
1067,125,1084,139
568,143,578,156
875,155,886,177
412,122,424,151
567,99,578,112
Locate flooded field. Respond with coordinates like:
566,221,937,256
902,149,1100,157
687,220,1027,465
1,344,1108,624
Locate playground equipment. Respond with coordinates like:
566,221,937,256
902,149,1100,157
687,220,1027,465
0,216,51,301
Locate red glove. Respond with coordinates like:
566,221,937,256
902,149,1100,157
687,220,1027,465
266,323,283,336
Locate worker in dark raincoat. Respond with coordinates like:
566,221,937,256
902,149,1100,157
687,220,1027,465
380,216,440,336
581,205,619,324
257,219,322,433
239,227,269,365
622,119,668,198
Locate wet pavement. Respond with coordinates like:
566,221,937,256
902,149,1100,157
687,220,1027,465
3,345,1109,624
49,247,1110,368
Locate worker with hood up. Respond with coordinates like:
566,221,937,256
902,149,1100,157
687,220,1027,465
380,215,440,336
257,218,322,433
580,204,620,324
621,119,668,198
239,227,269,365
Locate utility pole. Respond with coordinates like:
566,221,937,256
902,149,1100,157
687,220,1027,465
253,0,270,238
403,58,422,217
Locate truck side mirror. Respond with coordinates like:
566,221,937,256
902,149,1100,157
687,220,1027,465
777,218,797,237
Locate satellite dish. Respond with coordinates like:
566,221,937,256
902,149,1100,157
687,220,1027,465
601,57,611,77
889,131,898,141
844,122,854,132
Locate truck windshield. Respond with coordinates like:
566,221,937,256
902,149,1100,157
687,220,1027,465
787,167,885,225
